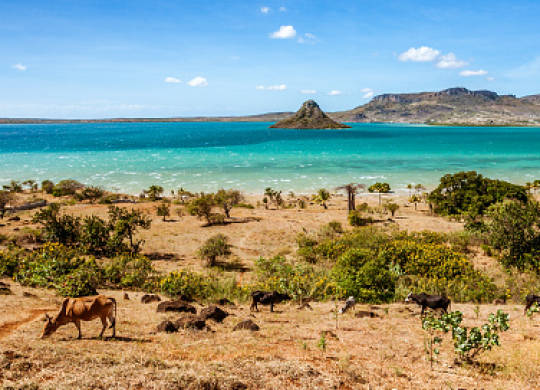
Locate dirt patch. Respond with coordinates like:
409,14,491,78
0,309,51,339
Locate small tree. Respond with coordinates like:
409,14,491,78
187,193,221,225
22,180,36,192
409,194,421,210
368,182,391,206
33,203,82,245
41,180,55,194
155,202,171,221
3,180,23,193
336,183,365,213
386,202,399,217
107,206,152,254
78,186,105,203
197,234,232,267
145,185,164,201
215,189,244,218
313,188,331,209
0,190,15,220
52,179,84,197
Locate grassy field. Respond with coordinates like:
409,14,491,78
2,192,540,389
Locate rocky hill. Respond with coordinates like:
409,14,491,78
331,87,540,126
269,100,351,129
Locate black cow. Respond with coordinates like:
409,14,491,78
405,292,451,317
250,291,291,312
525,294,540,315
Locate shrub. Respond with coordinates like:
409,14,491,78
215,189,244,218
0,248,21,276
56,260,101,297
155,202,170,221
41,180,55,194
33,203,81,245
103,254,155,289
428,171,527,216
332,249,396,303
51,179,84,197
160,269,209,298
368,182,391,193
386,202,399,217
348,211,374,227
197,234,232,267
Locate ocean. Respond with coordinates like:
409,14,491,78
1,121,539,195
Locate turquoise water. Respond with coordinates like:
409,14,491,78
1,122,540,194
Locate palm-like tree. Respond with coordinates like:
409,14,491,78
336,183,365,212
312,188,331,209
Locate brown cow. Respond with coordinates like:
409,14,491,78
42,295,117,339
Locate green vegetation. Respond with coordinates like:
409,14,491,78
428,171,527,216
51,179,84,197
215,189,244,218
155,202,171,221
312,188,331,209
197,234,233,267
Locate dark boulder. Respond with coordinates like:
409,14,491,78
157,300,197,314
269,100,351,129
215,298,235,306
355,311,379,318
174,315,206,330
233,319,259,331
199,305,229,323
141,294,161,304
156,320,178,333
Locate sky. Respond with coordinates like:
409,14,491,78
1,0,540,119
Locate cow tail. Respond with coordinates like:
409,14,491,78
448,300,451,313
109,297,117,328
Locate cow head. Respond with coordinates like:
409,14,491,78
279,293,292,302
405,292,413,302
41,314,59,338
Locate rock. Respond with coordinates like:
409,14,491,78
174,315,206,330
355,311,379,318
124,293,130,300
22,292,37,298
156,320,178,333
0,286,12,295
215,298,235,306
141,294,161,304
269,100,351,129
177,294,195,303
233,319,260,331
8,216,21,221
157,300,197,314
321,330,339,340
199,305,229,323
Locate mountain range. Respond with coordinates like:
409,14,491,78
2,87,540,126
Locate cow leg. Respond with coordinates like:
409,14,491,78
74,320,82,339
108,309,116,338
525,302,532,315
420,306,426,317
99,316,108,338
270,302,274,312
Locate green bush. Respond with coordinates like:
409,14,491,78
348,211,374,227
331,249,395,302
428,171,528,216
103,254,155,289
197,234,232,267
56,260,101,297
0,247,22,276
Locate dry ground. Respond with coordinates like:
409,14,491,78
4,192,536,389
2,282,540,389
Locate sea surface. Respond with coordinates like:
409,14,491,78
1,122,540,195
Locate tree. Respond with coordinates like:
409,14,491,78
215,189,244,218
407,184,413,198
41,180,55,194
197,234,232,267
336,183,365,213
484,200,540,270
386,202,399,217
313,188,331,209
368,182,391,206
76,186,105,203
155,202,170,221
428,171,528,216
0,190,15,220
264,187,283,208
144,185,164,201
33,203,81,245
409,194,421,210
107,206,152,254
79,215,110,255
2,180,23,193
22,180,37,192
187,193,223,225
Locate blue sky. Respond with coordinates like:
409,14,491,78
1,0,540,119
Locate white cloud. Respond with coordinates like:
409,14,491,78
459,69,488,77
398,46,440,62
13,63,27,71
270,25,297,39
301,89,316,94
328,90,342,96
260,6,270,14
187,76,208,87
256,84,287,90
279,7,287,12
164,77,181,83
361,88,374,99
305,33,316,39
486,76,495,81
435,53,468,69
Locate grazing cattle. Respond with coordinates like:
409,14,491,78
405,292,451,317
339,296,356,314
525,294,540,315
250,291,291,312
42,295,116,339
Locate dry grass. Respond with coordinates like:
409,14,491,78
2,283,540,389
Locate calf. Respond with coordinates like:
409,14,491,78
250,291,291,312
405,292,451,317
339,296,356,314
525,294,540,315
42,295,116,339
